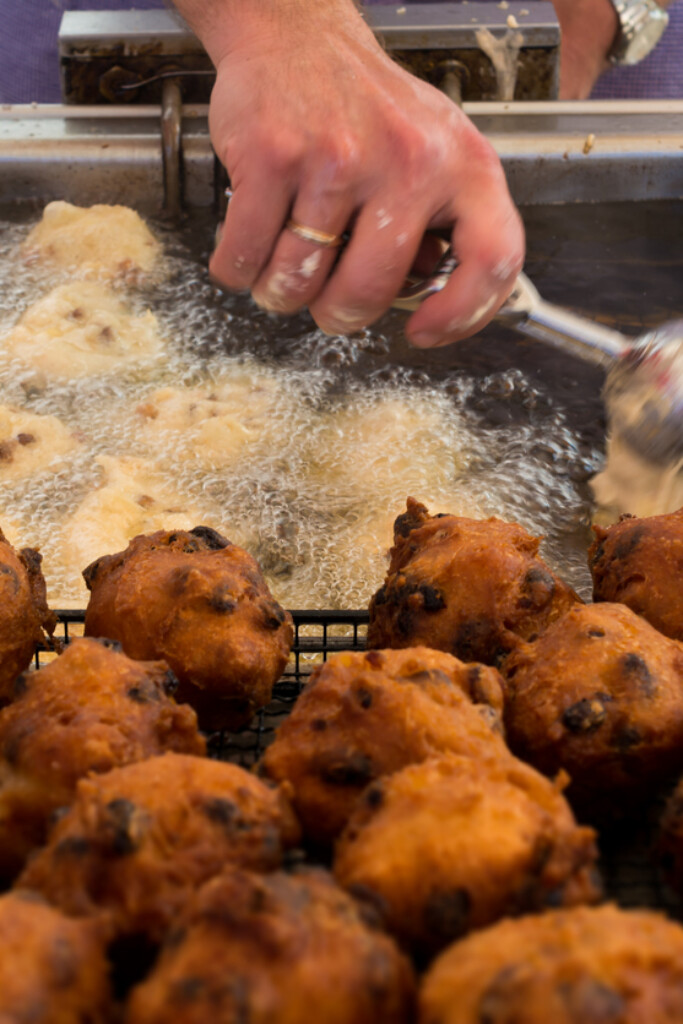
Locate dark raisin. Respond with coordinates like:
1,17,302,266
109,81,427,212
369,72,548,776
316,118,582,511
613,526,645,561
127,683,160,704
356,688,373,709
162,669,179,696
562,698,608,734
364,786,384,809
190,526,230,549
518,567,555,610
613,725,641,751
203,798,238,827
16,433,36,446
0,441,15,463
420,584,446,612
208,589,236,614
478,965,520,1023
454,618,497,663
621,652,655,696
93,637,123,653
310,718,328,732
588,628,606,638
393,507,427,538
402,668,452,687
103,799,140,856
319,752,374,787
261,602,286,629
13,673,28,698
54,836,92,858
364,650,384,669
423,887,471,942
0,563,19,593
560,977,625,1020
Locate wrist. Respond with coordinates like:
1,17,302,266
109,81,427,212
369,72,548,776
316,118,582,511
554,0,619,65
173,0,374,70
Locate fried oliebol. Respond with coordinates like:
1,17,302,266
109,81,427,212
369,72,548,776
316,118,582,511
83,526,294,731
334,754,599,960
18,752,300,945
125,867,415,1024
367,499,579,665
0,636,204,881
419,904,683,1024
0,890,110,1024
261,646,508,846
0,527,55,705
589,507,683,641
502,602,683,817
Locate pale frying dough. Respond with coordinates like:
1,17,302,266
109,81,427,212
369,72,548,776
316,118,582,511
591,435,683,523
3,283,163,379
0,404,79,480
136,369,284,467
0,517,22,549
21,201,162,281
307,394,476,502
61,456,214,574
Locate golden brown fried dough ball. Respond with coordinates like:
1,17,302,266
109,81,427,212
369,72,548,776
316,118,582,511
125,867,415,1024
368,498,580,665
19,752,300,945
0,636,204,881
334,754,599,960
589,508,683,641
83,527,294,732
502,602,683,817
419,904,683,1024
0,890,110,1024
0,529,56,706
261,647,508,847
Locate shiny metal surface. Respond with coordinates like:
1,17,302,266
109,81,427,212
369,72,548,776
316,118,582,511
1,102,681,208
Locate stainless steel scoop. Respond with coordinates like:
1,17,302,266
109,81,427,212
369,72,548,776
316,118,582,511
393,253,683,467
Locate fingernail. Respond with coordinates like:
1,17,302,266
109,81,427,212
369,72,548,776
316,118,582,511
409,331,441,348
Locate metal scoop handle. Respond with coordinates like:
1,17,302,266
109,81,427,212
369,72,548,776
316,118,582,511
393,247,628,369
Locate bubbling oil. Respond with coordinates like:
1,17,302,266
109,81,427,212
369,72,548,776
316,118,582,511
0,205,602,609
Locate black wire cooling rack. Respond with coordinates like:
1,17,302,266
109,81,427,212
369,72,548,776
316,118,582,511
36,608,680,916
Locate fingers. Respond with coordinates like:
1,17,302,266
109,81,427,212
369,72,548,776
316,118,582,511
250,191,354,315
405,168,525,348
209,169,295,292
308,201,424,335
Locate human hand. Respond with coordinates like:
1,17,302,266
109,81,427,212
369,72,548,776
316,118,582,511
553,0,619,98
203,0,524,347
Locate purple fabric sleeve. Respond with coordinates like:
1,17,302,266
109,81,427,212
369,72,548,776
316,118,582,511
0,0,680,103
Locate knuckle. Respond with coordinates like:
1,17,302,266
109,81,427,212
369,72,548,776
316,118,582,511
316,131,362,192
257,129,304,177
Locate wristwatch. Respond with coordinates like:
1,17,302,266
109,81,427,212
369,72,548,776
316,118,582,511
607,0,670,65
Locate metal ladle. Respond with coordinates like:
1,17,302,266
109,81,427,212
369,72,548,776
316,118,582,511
393,251,683,468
